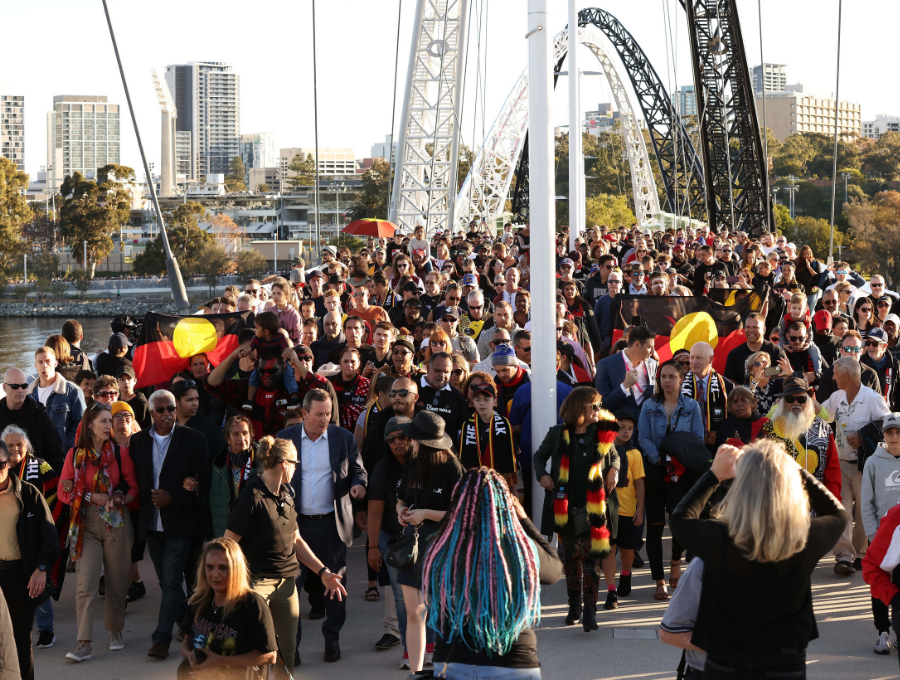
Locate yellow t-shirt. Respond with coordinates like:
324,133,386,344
616,449,645,518
0,484,21,561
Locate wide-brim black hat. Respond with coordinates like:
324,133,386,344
398,411,453,449
775,376,813,399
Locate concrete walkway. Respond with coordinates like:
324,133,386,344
34,534,896,680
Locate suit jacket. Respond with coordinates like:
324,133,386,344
131,424,211,540
280,423,367,547
594,351,658,418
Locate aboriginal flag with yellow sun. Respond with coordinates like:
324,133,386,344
611,288,767,373
133,311,253,389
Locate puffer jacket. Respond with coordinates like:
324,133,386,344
209,444,260,538
638,394,705,464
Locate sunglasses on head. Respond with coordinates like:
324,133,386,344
92,402,112,412
784,395,808,404
154,405,176,414
175,380,196,390
389,389,411,398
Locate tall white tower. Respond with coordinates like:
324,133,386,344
151,69,177,197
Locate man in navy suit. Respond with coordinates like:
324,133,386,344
595,325,658,431
278,388,366,663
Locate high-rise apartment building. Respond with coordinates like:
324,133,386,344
863,115,900,140
754,86,861,141
240,132,277,182
673,85,697,117
371,135,397,163
752,63,787,96
164,62,240,179
1,95,25,171
46,95,120,188
278,148,357,180
175,131,193,178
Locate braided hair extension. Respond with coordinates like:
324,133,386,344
422,468,541,658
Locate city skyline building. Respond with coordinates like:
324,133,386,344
1,95,25,171
240,132,277,183
164,61,240,179
46,95,120,188
754,86,861,141
753,63,787,95
673,85,697,117
863,114,900,140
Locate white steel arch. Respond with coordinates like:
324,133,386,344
456,26,660,229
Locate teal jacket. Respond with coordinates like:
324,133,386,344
210,444,260,538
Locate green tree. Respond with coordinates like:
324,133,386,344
256,183,270,193
585,194,636,228
348,158,391,220
781,216,844,261
762,127,782,172
862,132,900,181
31,252,60,299
0,157,32,277
234,249,268,278
847,191,900,287
288,153,316,189
70,269,93,299
57,172,118,274
773,204,793,232
96,164,136,226
132,202,213,275
195,242,233,295
772,134,817,177
225,156,247,192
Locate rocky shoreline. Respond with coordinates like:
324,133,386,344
0,301,180,317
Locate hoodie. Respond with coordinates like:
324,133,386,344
0,397,64,470
861,443,900,540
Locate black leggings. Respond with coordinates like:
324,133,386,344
646,523,684,581
643,460,684,581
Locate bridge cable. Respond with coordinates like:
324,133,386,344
757,0,772,229
385,0,403,219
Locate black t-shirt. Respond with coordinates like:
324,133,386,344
95,352,132,379
399,455,465,526
180,591,277,673
226,476,299,579
368,457,406,536
418,382,468,442
722,340,786,384
123,391,151,429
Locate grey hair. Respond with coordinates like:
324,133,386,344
149,389,176,409
302,388,332,412
0,425,32,453
834,356,861,381
467,289,484,304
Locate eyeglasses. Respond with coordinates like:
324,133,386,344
469,304,483,310
3,383,28,390
788,335,805,343
519,345,532,353
113,413,133,421
389,389,412,398
385,433,410,444
153,405,176,414
97,390,119,398
842,346,862,354
784,395,808,404
865,340,885,347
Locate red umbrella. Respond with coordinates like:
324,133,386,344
342,218,397,238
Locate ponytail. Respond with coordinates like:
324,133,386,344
256,436,297,470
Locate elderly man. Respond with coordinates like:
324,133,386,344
459,290,492,345
494,266,522,306
817,331,880,402
757,377,840,496
477,302,520,360
311,312,346,369
681,342,734,447
26,346,86,454
439,306,480,366
861,327,900,411
472,328,530,377
816,357,892,575
0,368,64,469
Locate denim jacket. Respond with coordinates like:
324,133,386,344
26,373,86,451
638,394,704,464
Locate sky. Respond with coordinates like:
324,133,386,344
2,0,896,183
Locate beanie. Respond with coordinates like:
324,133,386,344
492,343,517,367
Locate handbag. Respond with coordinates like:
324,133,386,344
570,505,591,536
384,526,420,572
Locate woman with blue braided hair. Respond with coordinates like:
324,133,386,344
421,468,562,679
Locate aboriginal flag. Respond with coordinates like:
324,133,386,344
611,288,767,372
132,311,253,389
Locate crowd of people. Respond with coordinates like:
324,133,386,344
2,220,900,680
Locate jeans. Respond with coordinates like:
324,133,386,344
434,664,542,679
146,532,197,647
35,598,53,632
379,530,407,649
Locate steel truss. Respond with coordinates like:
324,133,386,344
683,0,772,236
389,0,469,235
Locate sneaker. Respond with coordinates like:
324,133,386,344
126,580,146,603
66,643,92,662
98,575,105,596
375,633,401,650
109,632,125,651
241,399,254,412
36,631,56,649
399,651,410,670
875,631,894,655
604,590,619,610
834,560,856,576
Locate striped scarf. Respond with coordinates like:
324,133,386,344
552,410,618,557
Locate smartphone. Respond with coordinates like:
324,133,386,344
192,648,207,664
763,366,782,377
727,276,741,283
631,315,642,327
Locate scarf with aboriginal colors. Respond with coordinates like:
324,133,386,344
553,409,618,557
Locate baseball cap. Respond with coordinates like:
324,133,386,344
295,345,313,357
471,383,496,398
401,281,420,294
885,314,900,327
461,274,477,286
559,258,574,268
883,413,900,432
868,327,888,344
675,238,686,245
813,310,833,331
441,306,461,320
327,274,343,285
115,365,136,380
308,269,324,278
556,340,575,359
109,333,129,349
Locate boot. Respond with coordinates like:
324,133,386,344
582,603,598,632
564,589,582,626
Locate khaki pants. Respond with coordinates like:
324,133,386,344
251,576,298,679
75,507,133,642
833,459,867,563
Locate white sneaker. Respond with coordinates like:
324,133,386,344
109,632,125,651
874,631,894,655
66,643,92,662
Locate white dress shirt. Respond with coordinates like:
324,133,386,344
299,424,335,516
620,351,651,405
149,425,174,532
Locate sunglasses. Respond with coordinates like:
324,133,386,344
784,395,808,404
451,369,465,377
175,380,196,390
788,335,805,342
297,354,313,362
385,433,409,444
97,390,119,398
91,402,112,412
824,300,837,306
389,389,412,397
3,383,28,390
842,346,861,354
865,340,885,347
590,403,603,412
872,283,884,288
245,289,259,295
259,367,280,375
859,308,872,314
519,346,532,353
154,405,176,414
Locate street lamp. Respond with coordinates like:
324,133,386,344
841,172,851,205
772,186,779,207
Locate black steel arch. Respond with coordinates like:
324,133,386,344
682,0,773,236
510,9,708,222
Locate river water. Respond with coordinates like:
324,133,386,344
0,317,117,372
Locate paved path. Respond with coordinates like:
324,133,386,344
34,534,896,680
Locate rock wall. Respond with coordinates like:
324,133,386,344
0,301,180,317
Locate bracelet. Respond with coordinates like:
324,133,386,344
84,492,92,505
317,566,329,577
367,547,379,551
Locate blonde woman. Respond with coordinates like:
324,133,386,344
178,538,278,679
670,441,846,679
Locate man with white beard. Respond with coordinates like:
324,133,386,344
758,375,842,502
815,357,892,576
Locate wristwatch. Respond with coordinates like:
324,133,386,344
38,564,46,572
